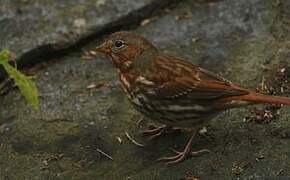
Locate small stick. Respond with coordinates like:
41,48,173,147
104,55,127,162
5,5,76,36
261,76,265,91
96,148,113,160
125,131,144,147
276,169,284,176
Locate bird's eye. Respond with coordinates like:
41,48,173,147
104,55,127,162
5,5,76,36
114,40,125,49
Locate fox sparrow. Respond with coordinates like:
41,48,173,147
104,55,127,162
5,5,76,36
95,31,290,164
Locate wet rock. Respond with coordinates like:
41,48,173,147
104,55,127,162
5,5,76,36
0,0,150,56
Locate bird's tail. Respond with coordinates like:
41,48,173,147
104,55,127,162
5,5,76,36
230,92,290,106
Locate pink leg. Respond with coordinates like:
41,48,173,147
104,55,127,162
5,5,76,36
142,125,181,140
158,128,210,165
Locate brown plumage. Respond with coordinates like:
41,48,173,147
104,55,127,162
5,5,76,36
96,31,290,164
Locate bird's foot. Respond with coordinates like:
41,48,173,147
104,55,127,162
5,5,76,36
158,148,210,165
141,125,181,140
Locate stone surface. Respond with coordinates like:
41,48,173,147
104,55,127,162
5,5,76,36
0,0,151,62
1,0,290,179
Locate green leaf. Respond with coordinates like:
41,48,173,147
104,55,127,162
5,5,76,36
0,49,9,63
0,50,39,110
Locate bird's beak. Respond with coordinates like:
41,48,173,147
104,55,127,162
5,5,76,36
96,41,111,54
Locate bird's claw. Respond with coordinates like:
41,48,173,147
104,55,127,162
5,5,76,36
141,125,181,140
158,148,210,165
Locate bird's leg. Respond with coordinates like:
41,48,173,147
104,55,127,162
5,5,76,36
158,128,210,165
141,125,181,140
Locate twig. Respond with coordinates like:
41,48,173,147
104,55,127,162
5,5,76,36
276,169,284,176
116,136,123,144
96,148,113,160
125,131,144,147
261,76,265,91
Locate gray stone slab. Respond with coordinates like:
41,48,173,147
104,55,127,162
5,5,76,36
0,0,152,64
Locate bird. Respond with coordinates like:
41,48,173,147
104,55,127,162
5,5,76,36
95,31,290,164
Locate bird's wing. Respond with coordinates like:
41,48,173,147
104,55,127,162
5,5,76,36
143,54,249,100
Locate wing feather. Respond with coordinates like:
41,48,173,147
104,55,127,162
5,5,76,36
140,54,249,100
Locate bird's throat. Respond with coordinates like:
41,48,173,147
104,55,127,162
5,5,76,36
110,53,133,72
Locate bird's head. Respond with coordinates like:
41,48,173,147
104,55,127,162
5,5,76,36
96,31,157,71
